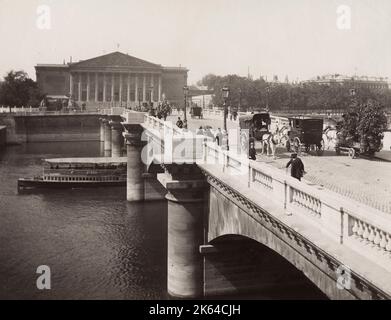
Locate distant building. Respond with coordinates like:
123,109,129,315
35,51,188,108
303,74,389,90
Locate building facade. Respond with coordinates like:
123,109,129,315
303,74,389,90
35,52,188,108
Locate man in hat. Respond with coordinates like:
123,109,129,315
286,153,305,181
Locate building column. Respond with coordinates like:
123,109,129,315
123,124,145,201
111,73,115,103
135,74,138,104
86,73,90,102
95,73,98,102
110,120,123,157
78,74,82,102
143,74,146,102
127,73,131,106
103,73,107,102
158,74,162,102
69,73,74,98
103,119,112,157
150,74,154,102
119,74,123,106
158,166,207,299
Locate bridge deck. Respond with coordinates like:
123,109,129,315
167,114,391,215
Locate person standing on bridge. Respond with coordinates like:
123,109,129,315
176,117,183,129
286,153,305,181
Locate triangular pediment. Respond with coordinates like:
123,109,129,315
71,52,161,69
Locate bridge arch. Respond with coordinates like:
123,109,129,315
206,183,358,299
206,234,327,299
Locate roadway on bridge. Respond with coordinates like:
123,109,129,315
167,114,391,214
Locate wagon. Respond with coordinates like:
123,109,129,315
285,116,324,155
190,106,202,119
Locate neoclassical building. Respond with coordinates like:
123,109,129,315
35,51,188,108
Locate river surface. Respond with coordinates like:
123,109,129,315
0,141,326,300
0,141,167,299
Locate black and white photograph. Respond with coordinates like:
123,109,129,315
0,0,391,307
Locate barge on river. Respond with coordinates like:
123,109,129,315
18,157,127,190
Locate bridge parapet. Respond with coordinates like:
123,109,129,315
202,141,391,275
140,113,391,298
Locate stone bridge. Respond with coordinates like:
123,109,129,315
123,111,391,299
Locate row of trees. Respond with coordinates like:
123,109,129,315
0,71,43,108
197,74,391,112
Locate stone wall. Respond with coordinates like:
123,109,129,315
0,114,100,143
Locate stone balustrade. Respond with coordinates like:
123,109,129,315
202,140,391,272
141,114,391,273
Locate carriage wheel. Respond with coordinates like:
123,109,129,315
293,137,301,154
348,148,355,158
286,140,291,152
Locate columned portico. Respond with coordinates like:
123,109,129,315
36,52,189,109
68,71,165,106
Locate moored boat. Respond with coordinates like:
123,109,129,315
18,157,127,191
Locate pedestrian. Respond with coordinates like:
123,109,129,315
286,153,305,181
215,128,223,146
249,140,256,160
176,117,183,129
183,119,188,130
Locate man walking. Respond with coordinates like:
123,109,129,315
286,153,305,181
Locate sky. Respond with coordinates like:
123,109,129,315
0,0,390,84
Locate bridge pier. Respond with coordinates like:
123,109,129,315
123,124,145,201
99,118,105,142
158,165,207,298
110,121,124,157
103,119,112,157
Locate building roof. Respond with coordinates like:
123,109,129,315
70,51,161,69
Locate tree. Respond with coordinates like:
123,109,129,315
0,70,43,108
339,99,387,156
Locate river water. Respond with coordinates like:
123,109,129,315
0,141,167,299
0,141,326,300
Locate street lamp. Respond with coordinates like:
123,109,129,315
183,86,189,122
222,86,230,150
266,86,270,112
239,88,242,112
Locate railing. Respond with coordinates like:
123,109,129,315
202,141,391,271
141,112,391,271
0,106,100,116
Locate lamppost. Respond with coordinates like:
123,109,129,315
238,88,242,112
183,86,189,122
222,86,230,149
266,86,270,112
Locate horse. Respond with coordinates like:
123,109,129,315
259,125,292,159
322,126,338,150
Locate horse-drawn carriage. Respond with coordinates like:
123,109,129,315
239,112,272,156
285,116,324,155
190,106,202,119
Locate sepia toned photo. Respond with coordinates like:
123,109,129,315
0,0,390,305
